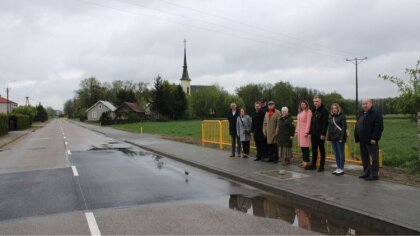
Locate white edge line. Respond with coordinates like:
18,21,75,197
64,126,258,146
65,141,68,146
85,212,101,236
71,165,79,177
67,150,71,155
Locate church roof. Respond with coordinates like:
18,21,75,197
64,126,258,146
180,39,191,81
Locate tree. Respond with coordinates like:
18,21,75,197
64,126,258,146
379,60,420,117
76,77,106,110
322,92,353,115
63,99,75,118
190,86,219,118
46,107,56,118
136,82,151,107
271,81,296,115
172,85,187,119
12,106,37,122
34,103,48,122
151,75,167,119
236,84,263,116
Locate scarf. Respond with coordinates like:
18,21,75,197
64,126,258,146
268,109,274,118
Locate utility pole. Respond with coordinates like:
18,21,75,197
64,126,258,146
6,87,9,115
346,57,367,114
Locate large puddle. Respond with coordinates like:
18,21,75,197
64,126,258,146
83,145,392,235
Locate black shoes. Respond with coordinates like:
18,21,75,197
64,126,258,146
254,158,261,161
305,165,316,170
317,168,324,172
365,176,379,181
359,174,369,179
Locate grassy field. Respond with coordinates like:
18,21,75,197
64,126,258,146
380,119,419,174
111,120,202,138
111,118,419,174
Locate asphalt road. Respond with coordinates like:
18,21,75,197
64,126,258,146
0,119,315,235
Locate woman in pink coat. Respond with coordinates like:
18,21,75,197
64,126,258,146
295,100,312,168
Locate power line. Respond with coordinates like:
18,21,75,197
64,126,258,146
112,0,346,57
157,0,352,56
73,0,345,58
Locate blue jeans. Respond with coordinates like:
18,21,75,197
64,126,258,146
231,135,241,155
331,141,345,169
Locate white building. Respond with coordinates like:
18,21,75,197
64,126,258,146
0,96,17,113
85,100,116,121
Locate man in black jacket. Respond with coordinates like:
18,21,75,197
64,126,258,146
228,102,241,157
355,99,384,181
306,96,329,172
252,101,265,161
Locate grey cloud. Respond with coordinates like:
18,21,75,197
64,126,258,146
0,0,419,109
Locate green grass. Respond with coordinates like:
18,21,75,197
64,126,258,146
110,118,419,174
111,120,202,138
380,119,419,175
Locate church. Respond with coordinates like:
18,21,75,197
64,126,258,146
179,39,209,95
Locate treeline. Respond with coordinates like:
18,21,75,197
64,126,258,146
64,76,400,120
64,76,188,120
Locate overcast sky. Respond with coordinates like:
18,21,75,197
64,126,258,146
1,0,419,110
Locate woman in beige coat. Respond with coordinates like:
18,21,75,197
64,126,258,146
263,101,281,163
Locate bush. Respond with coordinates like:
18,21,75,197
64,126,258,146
12,106,36,123
34,104,48,122
0,114,8,136
8,114,31,131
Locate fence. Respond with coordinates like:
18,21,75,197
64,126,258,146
202,119,383,167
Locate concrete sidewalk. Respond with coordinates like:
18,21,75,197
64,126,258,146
73,120,420,234
0,130,33,149
0,121,49,149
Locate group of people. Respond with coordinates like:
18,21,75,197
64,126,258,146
228,96,384,180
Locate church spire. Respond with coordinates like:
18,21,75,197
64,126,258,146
180,39,191,81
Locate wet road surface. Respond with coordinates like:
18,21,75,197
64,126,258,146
0,119,388,235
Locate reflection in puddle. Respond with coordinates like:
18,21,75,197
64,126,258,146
228,194,376,235
88,147,156,158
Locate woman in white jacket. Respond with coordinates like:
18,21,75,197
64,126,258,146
236,108,252,158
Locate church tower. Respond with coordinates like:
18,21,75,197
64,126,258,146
180,39,191,95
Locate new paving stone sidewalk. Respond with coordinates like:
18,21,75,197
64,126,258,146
74,121,420,234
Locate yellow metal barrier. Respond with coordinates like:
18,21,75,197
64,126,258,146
202,119,383,167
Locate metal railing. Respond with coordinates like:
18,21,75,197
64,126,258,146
202,119,383,167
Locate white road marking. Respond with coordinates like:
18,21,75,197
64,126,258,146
65,141,68,146
85,212,101,236
67,150,71,155
71,165,79,176
64,136,66,139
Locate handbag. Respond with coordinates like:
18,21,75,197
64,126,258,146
332,116,349,137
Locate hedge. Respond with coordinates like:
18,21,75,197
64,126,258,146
8,114,31,131
0,114,8,136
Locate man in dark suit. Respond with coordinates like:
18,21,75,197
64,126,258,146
252,101,266,161
355,99,384,181
306,95,329,172
228,102,241,157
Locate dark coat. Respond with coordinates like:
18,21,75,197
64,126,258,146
327,113,347,142
277,115,295,147
252,109,266,142
310,104,329,136
354,107,384,144
228,109,240,136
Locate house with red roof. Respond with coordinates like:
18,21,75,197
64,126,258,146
0,96,18,114
115,102,145,121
